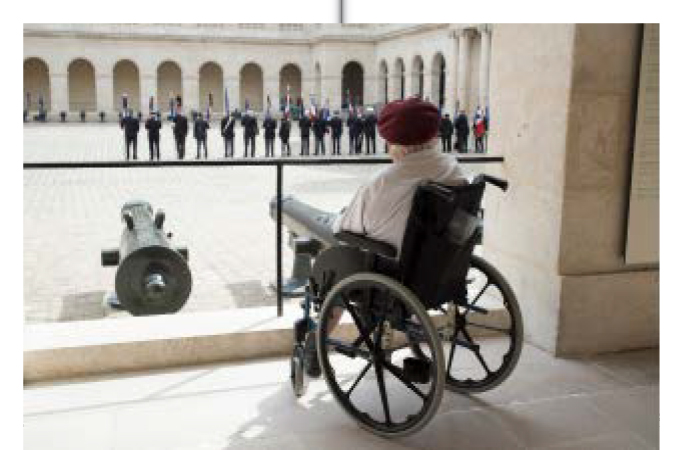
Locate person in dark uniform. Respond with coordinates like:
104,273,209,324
351,112,365,154
329,110,343,155
145,111,162,161
363,108,377,154
173,104,189,159
439,113,454,152
243,110,259,157
263,112,277,157
346,111,357,153
120,109,140,160
194,113,210,159
220,112,235,157
299,111,311,156
312,113,328,156
279,113,291,156
454,109,469,153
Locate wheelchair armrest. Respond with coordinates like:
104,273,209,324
334,231,397,259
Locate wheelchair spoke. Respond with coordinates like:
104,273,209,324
446,326,460,374
461,327,492,375
340,294,376,353
345,361,373,398
382,360,427,401
374,360,392,424
464,281,491,318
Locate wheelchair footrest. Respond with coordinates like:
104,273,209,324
402,357,431,384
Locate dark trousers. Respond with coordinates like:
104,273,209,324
125,136,138,160
301,136,310,156
354,134,364,154
148,137,160,160
456,133,468,153
314,137,326,155
281,139,291,156
441,136,452,152
349,135,355,154
223,137,234,157
196,138,208,158
265,138,275,157
175,135,186,159
475,136,485,153
244,135,256,157
332,136,341,155
365,134,376,154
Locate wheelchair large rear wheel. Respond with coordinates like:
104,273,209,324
317,273,445,438
411,255,523,394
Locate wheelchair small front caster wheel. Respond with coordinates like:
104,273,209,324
291,344,306,398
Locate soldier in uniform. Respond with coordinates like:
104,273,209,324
363,107,377,154
263,112,278,157
194,112,210,159
312,113,328,156
279,113,291,156
145,111,162,161
454,109,469,153
220,112,236,157
346,111,357,153
173,100,189,159
439,113,454,152
351,111,365,154
329,110,343,155
299,110,311,156
120,108,140,160
243,110,259,157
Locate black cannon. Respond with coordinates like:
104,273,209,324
269,195,339,296
102,200,192,316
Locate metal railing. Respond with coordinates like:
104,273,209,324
23,155,504,316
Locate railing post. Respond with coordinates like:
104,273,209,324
276,162,283,317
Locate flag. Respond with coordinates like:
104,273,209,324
324,98,330,120
310,94,316,118
267,94,271,114
349,89,354,116
285,85,291,115
149,96,154,114
245,98,249,111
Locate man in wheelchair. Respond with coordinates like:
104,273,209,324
279,97,523,438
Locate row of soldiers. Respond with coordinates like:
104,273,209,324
119,106,381,160
438,109,489,153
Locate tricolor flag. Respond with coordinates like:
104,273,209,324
348,89,354,116
149,96,154,114
267,94,272,114
285,85,291,115
310,94,317,118
324,98,330,120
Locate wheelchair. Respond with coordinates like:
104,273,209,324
289,174,523,438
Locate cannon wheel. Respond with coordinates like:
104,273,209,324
411,255,523,394
317,273,445,438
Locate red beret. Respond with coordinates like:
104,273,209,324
378,97,440,145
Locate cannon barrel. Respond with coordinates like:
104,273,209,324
101,200,192,316
269,195,337,248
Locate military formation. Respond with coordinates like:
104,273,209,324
31,93,488,160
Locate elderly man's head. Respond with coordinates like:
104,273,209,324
378,97,440,160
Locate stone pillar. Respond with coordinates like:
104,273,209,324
478,24,492,108
140,72,157,114
263,75,279,113
457,28,471,112
446,30,459,115
485,24,657,356
224,73,239,114
183,75,199,113
95,73,114,114
49,71,68,116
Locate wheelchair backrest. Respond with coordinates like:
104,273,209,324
398,179,486,309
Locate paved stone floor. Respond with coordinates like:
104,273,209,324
24,343,659,450
24,123,489,323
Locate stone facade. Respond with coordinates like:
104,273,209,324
23,23,491,119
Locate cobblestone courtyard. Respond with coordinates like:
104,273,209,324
24,123,385,323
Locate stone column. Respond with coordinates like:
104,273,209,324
224,73,239,114
446,29,459,115
263,75,279,113
183,75,199,113
49,71,68,117
96,73,114,114
478,24,492,108
140,72,157,114
457,28,472,112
